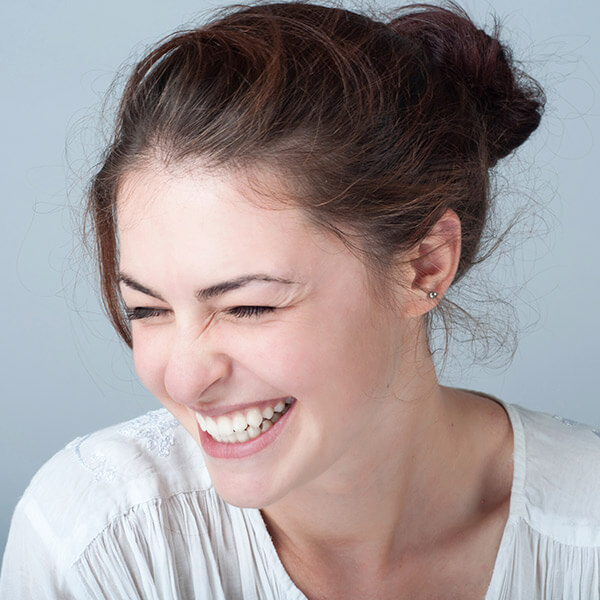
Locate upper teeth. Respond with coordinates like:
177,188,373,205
196,397,292,441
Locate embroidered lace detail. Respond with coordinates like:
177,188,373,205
65,436,86,450
552,415,580,427
118,409,180,457
67,434,117,482
553,415,600,440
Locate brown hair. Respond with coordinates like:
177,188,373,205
88,1,544,348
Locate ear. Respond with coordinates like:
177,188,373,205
400,209,461,318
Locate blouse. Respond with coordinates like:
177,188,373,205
1,400,600,599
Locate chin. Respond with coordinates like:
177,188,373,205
209,470,289,509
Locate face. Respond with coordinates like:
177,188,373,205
117,164,414,508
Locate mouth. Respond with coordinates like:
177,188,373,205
195,397,294,444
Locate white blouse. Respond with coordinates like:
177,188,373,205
1,401,600,599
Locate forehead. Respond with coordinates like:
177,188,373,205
115,165,350,285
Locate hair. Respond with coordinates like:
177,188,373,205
88,1,545,349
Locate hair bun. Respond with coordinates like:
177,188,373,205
389,3,545,166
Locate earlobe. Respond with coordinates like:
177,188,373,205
402,209,462,318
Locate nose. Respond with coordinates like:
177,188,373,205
163,327,231,407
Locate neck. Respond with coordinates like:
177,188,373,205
261,355,482,568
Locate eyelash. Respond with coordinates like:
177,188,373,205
125,307,165,321
226,306,276,318
125,306,276,321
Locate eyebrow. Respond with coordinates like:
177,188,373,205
118,272,298,302
195,274,298,301
118,274,165,300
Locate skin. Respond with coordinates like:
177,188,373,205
117,163,514,599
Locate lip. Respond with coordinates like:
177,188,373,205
198,398,296,459
193,396,291,419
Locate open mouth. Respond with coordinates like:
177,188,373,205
195,397,294,444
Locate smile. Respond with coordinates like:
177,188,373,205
195,397,294,443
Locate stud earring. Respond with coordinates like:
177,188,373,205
428,291,438,300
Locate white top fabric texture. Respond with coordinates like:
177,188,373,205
1,401,600,599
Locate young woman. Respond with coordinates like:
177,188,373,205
2,2,599,598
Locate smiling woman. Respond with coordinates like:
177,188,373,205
1,2,600,599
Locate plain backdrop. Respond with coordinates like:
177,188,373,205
1,0,599,560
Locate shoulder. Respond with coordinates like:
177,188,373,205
3,410,290,598
507,402,600,545
486,402,600,598
13,409,214,567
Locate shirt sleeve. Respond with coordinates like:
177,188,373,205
0,494,75,599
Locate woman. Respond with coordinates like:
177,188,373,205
1,2,599,598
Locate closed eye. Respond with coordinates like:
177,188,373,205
226,306,276,318
125,307,167,321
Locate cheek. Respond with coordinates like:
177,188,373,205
221,327,311,393
244,309,387,402
131,331,169,398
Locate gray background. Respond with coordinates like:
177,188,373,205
1,0,599,560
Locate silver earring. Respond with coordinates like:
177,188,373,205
428,291,438,299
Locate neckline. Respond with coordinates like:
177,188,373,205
250,397,527,600
252,509,309,599
483,399,527,599
489,399,526,521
